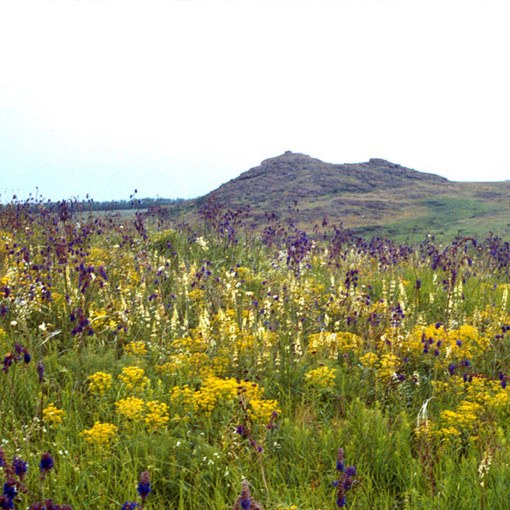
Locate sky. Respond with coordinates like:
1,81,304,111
1,0,509,202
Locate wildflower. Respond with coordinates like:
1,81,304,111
336,448,344,473
37,362,45,383
12,457,28,481
121,503,139,510
80,422,118,448
305,366,336,389
232,480,263,510
144,401,169,431
359,352,378,368
478,450,492,487
115,397,145,421
1,481,16,509
39,452,54,479
124,342,148,356
87,371,113,395
43,404,65,426
0,493,15,509
137,471,151,502
118,367,149,391
332,448,357,508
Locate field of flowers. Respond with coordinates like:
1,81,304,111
1,199,510,509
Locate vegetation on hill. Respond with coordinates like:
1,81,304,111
171,152,510,242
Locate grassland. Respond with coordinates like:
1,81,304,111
1,201,510,508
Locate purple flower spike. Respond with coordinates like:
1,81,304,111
39,452,54,476
137,471,151,501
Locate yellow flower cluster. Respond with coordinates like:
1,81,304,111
157,352,210,378
124,341,148,356
145,400,170,431
118,366,149,391
248,398,280,423
307,331,362,358
114,397,170,431
404,324,490,360
87,371,113,395
170,384,195,408
81,421,118,447
428,374,510,445
436,400,482,443
304,366,336,389
89,307,117,331
170,376,278,424
192,376,239,415
465,376,510,411
188,288,205,301
441,400,481,430
42,403,65,426
115,396,145,420
377,353,400,381
360,352,379,368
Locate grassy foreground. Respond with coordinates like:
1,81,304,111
1,200,510,509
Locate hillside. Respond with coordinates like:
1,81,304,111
173,152,510,241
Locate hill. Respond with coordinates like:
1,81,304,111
172,152,510,241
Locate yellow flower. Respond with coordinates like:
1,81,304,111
192,376,239,415
377,353,400,381
81,422,118,447
115,396,145,421
360,352,379,368
248,398,280,424
124,341,148,356
87,371,113,395
118,366,149,391
43,403,65,426
170,384,195,407
145,400,170,431
304,366,336,389
307,331,362,358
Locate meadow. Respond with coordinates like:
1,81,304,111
1,199,510,509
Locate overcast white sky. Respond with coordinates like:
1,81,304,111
1,0,509,202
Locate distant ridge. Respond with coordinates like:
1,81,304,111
173,152,510,241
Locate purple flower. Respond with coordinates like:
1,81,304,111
37,362,45,383
12,457,28,481
336,448,344,472
2,482,16,501
136,471,151,501
39,452,54,474
345,465,357,477
333,448,357,508
121,503,139,510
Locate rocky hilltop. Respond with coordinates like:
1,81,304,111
175,152,510,240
